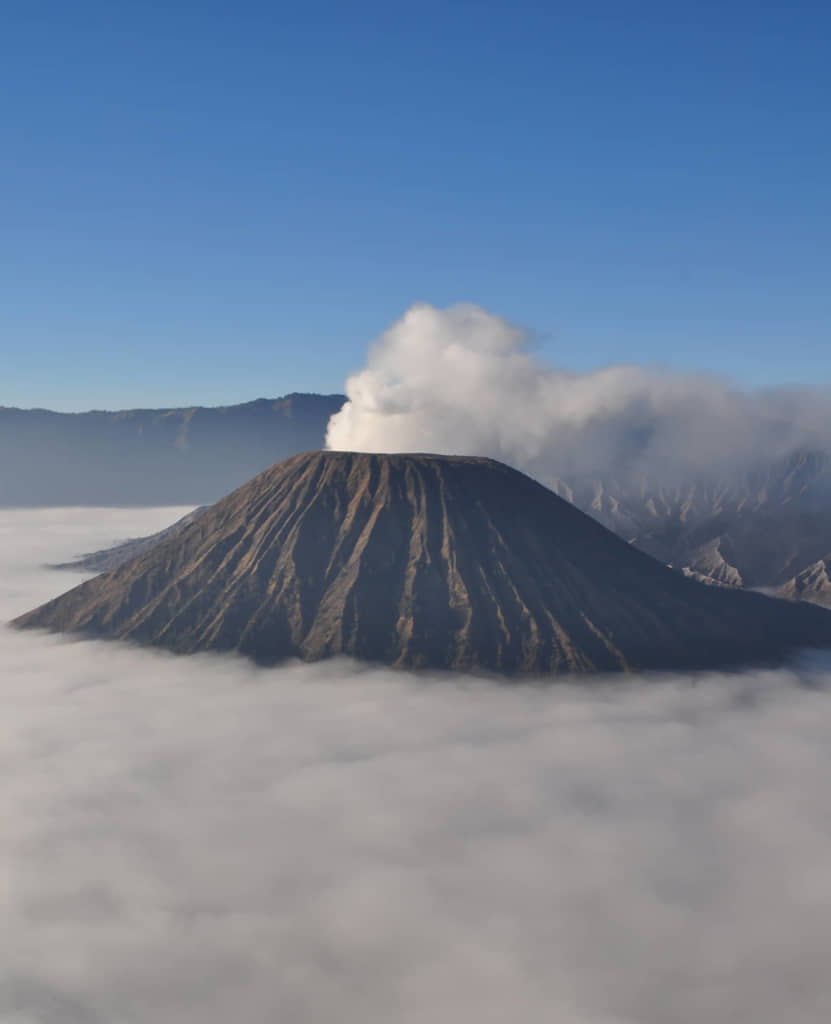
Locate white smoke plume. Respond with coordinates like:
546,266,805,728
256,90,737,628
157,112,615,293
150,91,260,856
3,508,831,1022
326,303,831,483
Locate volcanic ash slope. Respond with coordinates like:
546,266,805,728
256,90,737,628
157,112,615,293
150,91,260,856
14,452,831,674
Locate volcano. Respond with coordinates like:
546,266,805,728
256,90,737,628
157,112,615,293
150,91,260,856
14,452,831,674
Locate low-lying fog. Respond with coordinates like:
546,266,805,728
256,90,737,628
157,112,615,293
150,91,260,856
2,509,830,1024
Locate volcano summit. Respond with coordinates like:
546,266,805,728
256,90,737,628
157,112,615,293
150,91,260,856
14,452,831,674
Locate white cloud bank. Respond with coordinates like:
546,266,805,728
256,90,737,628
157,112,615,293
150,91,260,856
326,303,831,483
2,509,831,1023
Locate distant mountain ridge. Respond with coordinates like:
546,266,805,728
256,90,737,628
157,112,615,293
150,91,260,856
15,452,831,674
0,394,345,506
548,450,831,594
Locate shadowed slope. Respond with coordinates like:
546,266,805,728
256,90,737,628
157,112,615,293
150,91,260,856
14,452,831,674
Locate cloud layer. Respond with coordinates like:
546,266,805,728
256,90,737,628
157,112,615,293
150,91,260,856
3,509,831,1023
326,303,831,483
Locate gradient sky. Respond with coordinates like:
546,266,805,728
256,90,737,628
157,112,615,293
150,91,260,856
2,1,829,411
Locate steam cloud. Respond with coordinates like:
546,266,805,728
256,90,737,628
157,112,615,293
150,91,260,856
3,508,831,1022
326,303,831,483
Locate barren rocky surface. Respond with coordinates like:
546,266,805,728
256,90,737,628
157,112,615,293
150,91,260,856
779,556,831,608
16,452,831,674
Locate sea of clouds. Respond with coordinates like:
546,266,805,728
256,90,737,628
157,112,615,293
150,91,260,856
3,508,831,1023
327,303,831,485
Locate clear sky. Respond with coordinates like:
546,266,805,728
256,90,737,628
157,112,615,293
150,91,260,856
2,1,829,411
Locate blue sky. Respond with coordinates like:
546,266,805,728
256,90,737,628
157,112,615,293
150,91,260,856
2,1,829,410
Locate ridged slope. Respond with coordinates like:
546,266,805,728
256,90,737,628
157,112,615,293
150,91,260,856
554,451,831,589
14,452,831,674
779,556,831,608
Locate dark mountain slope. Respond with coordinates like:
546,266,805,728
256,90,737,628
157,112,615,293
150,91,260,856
0,394,344,506
15,452,831,675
